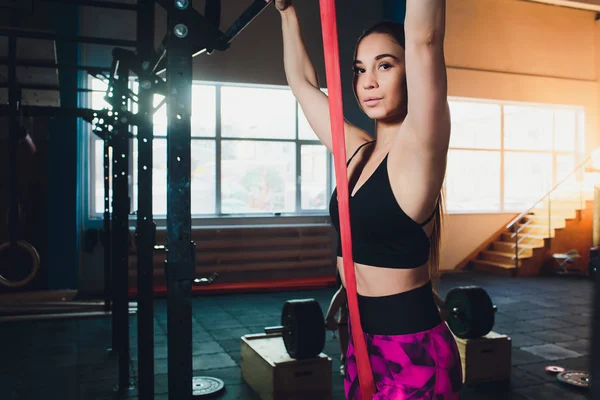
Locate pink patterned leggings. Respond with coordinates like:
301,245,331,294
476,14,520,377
344,321,463,399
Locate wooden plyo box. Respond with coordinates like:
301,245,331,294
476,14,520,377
454,331,512,385
240,333,332,400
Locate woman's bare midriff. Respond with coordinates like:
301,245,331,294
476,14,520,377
336,258,431,297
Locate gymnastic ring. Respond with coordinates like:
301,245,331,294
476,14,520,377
0,240,40,288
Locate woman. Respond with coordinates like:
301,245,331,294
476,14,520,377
276,0,462,398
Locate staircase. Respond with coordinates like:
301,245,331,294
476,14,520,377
469,151,600,277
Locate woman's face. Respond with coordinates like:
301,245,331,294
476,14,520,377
353,33,407,122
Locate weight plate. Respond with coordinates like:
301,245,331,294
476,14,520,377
545,365,565,374
0,241,40,288
446,286,495,339
557,370,591,389
192,376,225,397
281,299,325,359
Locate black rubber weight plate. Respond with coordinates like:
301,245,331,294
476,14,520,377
281,299,325,359
446,286,494,339
468,287,495,338
295,299,325,359
0,243,35,282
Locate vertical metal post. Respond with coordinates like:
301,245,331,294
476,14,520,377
514,227,519,271
579,165,584,213
166,2,194,398
592,265,599,399
295,103,301,212
548,196,552,246
107,55,120,352
8,10,19,246
215,86,222,215
104,139,112,313
136,0,156,398
111,62,131,392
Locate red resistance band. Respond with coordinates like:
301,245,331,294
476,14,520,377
318,0,375,398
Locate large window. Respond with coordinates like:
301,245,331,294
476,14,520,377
90,81,584,217
89,80,331,217
445,100,584,212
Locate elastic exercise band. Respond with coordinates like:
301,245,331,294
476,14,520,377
318,1,375,398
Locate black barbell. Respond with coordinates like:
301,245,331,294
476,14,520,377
265,285,498,360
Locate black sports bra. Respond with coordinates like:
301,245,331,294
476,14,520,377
328,141,437,269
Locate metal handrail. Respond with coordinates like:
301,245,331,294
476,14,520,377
506,148,600,231
504,147,600,272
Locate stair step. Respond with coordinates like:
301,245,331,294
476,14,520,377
522,217,566,228
529,208,576,218
492,241,539,251
473,259,516,269
519,224,563,230
515,225,557,237
524,214,566,220
491,242,535,257
521,233,548,240
531,206,576,211
502,232,548,241
471,259,517,277
481,250,529,266
482,250,531,259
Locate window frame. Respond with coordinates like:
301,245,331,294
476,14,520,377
87,79,335,221
444,98,584,214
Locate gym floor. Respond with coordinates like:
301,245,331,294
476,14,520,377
1,271,594,400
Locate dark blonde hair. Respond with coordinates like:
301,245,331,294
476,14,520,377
355,21,445,291
428,191,445,293
356,20,406,49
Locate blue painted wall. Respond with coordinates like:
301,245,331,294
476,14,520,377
383,0,406,22
47,3,81,289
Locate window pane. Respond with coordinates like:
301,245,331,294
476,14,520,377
298,90,328,141
449,101,501,149
298,106,318,141
556,154,575,184
301,145,327,210
554,109,576,152
152,85,215,137
504,152,553,210
132,140,215,216
578,110,585,155
191,84,216,137
221,86,296,139
221,140,295,213
91,77,111,216
504,106,553,151
445,150,500,211
331,154,336,193
91,78,109,109
132,139,167,215
191,140,216,214
94,139,111,214
152,96,167,136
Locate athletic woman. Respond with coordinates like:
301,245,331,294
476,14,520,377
276,1,462,398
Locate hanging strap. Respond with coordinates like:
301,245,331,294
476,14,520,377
318,1,375,399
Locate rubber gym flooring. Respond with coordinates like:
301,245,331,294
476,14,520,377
0,271,594,400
